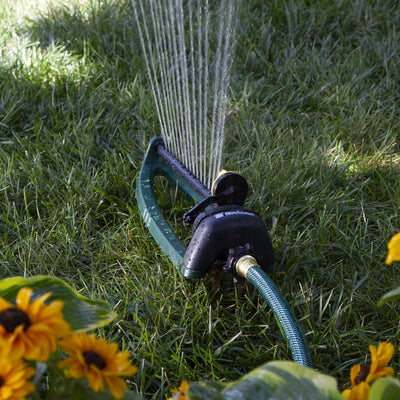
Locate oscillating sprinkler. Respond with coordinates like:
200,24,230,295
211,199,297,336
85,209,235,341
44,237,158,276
136,136,313,367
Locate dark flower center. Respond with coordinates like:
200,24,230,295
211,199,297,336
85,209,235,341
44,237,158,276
0,308,31,333
83,351,107,370
355,365,371,385
0,376,3,387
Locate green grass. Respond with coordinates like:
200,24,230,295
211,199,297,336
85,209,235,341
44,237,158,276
1,0,400,398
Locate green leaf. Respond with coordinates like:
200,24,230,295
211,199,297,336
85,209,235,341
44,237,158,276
187,382,225,400
187,361,346,400
86,390,141,400
0,275,116,331
77,387,142,400
48,379,142,400
378,286,400,306
370,377,400,400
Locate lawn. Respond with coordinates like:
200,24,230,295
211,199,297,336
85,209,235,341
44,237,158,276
0,0,399,398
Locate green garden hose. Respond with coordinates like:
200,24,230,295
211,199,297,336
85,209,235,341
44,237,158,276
236,255,313,368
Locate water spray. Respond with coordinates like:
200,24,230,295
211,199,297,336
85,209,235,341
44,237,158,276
134,0,313,369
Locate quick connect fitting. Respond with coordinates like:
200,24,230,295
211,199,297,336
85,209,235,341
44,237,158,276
235,254,258,279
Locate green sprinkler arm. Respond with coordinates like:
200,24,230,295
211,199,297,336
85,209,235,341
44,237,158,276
136,137,207,278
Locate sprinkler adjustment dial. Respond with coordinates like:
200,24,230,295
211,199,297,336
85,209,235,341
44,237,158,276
183,171,249,224
211,170,248,203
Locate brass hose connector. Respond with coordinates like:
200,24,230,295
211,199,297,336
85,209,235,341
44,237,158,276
235,255,259,279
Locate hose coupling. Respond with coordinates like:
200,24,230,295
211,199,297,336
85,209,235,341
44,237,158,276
235,255,259,279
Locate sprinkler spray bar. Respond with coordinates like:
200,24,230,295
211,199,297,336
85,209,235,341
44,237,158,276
156,141,211,199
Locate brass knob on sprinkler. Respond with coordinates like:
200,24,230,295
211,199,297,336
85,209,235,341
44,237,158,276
211,170,249,205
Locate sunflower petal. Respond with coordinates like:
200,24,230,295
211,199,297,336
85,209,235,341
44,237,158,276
350,364,361,387
367,366,395,384
370,342,394,372
0,386,12,399
178,380,189,393
386,233,400,265
87,368,105,392
16,287,33,310
37,300,65,319
0,297,12,311
105,376,127,399
27,292,52,316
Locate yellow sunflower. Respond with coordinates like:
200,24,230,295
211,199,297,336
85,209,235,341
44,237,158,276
0,287,70,361
58,332,138,399
342,342,395,399
168,380,189,400
385,232,400,265
0,357,36,400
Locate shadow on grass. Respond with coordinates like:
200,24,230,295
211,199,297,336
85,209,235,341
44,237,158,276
0,58,142,245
